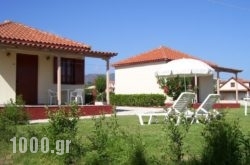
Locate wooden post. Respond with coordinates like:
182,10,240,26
235,73,238,103
216,71,220,95
57,56,62,105
105,58,110,105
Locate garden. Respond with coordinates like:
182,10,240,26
1,98,250,165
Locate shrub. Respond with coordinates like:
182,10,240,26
200,116,244,165
162,114,191,164
157,76,192,100
0,115,17,142
95,76,106,102
0,96,28,142
110,94,166,107
45,103,84,164
1,96,29,125
85,113,148,164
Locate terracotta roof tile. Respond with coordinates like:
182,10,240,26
113,46,217,67
0,20,117,57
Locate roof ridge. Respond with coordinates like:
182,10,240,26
0,20,12,27
158,45,168,60
162,46,218,66
113,45,218,67
1,20,91,49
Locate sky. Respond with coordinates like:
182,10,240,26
1,0,250,80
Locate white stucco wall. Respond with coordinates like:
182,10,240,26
115,62,215,103
38,54,85,104
0,49,85,105
220,79,247,91
0,51,16,104
38,54,54,104
198,75,214,102
219,79,248,101
115,62,165,95
243,82,250,88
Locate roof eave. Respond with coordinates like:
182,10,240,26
0,40,117,58
112,59,165,67
213,66,243,73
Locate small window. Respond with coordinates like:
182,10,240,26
62,58,74,84
231,82,235,87
54,57,84,84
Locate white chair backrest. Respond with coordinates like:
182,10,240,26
75,88,83,95
197,94,220,112
48,89,56,96
172,92,195,112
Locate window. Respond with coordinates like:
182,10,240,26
54,57,84,84
62,58,74,83
230,82,235,87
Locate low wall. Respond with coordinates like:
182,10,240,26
0,105,113,120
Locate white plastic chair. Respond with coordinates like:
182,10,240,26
191,94,220,124
48,89,57,105
70,89,84,105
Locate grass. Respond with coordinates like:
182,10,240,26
0,107,249,164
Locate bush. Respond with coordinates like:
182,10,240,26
95,76,106,102
85,93,94,104
200,116,245,165
157,76,192,100
1,96,29,125
45,103,84,164
85,114,148,164
0,96,28,142
161,114,191,164
110,94,166,107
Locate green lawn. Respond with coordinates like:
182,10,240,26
1,107,249,164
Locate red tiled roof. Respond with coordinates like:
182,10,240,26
112,46,217,67
237,78,250,83
0,20,117,57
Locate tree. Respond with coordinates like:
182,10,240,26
95,76,106,101
157,76,192,100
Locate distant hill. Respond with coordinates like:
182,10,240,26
85,73,114,85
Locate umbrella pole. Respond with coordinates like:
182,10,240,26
195,75,197,102
184,76,186,91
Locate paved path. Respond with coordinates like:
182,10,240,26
29,106,166,124
115,106,165,116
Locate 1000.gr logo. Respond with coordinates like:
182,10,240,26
10,137,71,155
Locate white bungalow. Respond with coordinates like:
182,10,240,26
219,77,250,101
113,46,242,103
0,20,117,105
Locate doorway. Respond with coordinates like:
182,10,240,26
16,54,38,104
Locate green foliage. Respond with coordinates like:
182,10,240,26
45,103,84,164
200,115,248,165
162,114,191,164
0,96,28,142
3,108,250,164
95,76,106,101
85,114,148,164
110,94,166,107
0,116,17,142
1,96,29,125
157,76,192,100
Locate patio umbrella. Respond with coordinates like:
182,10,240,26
156,58,215,100
157,58,214,77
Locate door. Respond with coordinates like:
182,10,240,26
16,54,38,104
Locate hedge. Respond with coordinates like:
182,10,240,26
110,94,166,107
